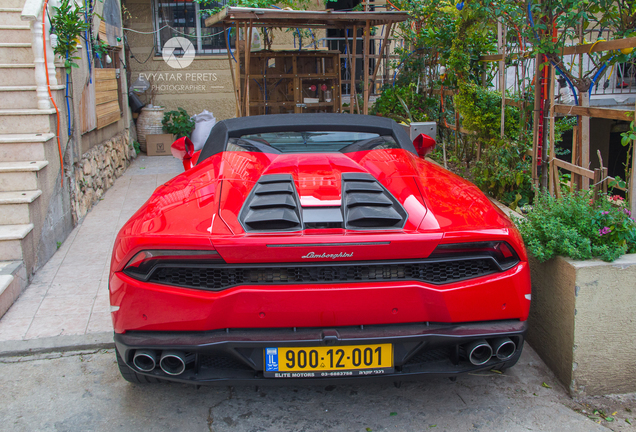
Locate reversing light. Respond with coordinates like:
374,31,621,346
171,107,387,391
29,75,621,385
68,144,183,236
429,241,520,270
123,250,222,280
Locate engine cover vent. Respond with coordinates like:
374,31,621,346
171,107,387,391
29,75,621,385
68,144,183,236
341,172,407,230
239,174,302,232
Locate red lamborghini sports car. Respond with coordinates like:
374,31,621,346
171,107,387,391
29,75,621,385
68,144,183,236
110,114,531,384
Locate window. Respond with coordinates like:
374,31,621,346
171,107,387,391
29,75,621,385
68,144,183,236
227,132,400,154
154,0,233,55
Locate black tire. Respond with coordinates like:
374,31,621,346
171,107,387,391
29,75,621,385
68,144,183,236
116,349,166,384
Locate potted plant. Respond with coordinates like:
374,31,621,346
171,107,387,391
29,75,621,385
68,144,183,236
514,190,636,396
162,108,195,139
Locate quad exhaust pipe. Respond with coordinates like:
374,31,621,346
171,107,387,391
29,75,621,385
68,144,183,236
461,337,517,365
463,339,493,365
133,350,157,372
159,351,195,375
132,349,194,375
491,337,516,360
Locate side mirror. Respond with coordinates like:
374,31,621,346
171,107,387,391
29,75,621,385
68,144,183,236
413,133,436,158
171,136,195,170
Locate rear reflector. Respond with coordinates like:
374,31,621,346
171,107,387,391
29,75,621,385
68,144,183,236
123,250,222,280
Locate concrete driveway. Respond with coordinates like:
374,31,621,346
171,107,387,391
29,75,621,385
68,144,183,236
0,345,617,432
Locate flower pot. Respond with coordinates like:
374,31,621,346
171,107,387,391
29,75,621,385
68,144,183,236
527,253,636,396
137,105,165,152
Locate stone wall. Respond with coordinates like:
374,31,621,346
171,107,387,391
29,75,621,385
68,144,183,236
70,131,137,222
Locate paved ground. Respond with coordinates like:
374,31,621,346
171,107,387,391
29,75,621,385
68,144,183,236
0,156,183,342
0,154,634,431
0,346,625,432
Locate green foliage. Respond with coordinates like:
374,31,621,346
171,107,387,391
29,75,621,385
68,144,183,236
50,0,89,74
472,137,533,210
515,190,636,262
162,108,195,138
454,83,520,139
132,140,141,155
371,83,437,123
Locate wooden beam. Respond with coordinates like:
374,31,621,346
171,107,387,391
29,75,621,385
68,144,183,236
553,158,595,179
224,25,241,118
244,22,252,117
235,22,242,117
350,25,358,114
580,92,591,190
369,23,392,91
204,8,410,28
548,66,556,196
553,104,635,121
363,20,370,115
478,36,636,61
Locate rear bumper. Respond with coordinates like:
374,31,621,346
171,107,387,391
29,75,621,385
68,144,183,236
115,319,527,385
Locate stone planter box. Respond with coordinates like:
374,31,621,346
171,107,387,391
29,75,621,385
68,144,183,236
527,253,636,396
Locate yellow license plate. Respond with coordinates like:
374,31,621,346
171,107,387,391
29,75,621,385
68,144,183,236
264,344,393,378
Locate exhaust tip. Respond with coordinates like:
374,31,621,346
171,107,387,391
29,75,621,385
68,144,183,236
160,351,188,375
465,340,493,365
492,337,516,360
133,350,157,372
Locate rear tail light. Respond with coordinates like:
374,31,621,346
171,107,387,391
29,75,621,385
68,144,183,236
123,250,223,280
429,241,520,270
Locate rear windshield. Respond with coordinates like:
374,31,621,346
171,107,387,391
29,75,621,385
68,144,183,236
226,131,400,154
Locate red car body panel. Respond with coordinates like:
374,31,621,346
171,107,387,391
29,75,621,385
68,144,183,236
110,148,530,334
110,262,530,334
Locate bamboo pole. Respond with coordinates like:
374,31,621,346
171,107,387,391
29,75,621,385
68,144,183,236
363,20,371,115
370,23,392,92
580,92,590,190
235,22,242,117
244,22,253,117
631,99,636,215
548,66,556,196
224,25,241,118
498,20,506,138
532,53,541,185
351,25,358,114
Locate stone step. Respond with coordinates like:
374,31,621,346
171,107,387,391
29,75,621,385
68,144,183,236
0,42,33,64
4,0,27,8
0,190,41,224
0,132,54,161
0,160,48,191
0,25,31,44
0,108,56,134
0,260,27,319
0,63,35,85
0,84,65,110
0,9,22,26
0,224,33,261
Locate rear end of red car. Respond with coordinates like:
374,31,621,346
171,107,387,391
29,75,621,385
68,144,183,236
109,116,531,385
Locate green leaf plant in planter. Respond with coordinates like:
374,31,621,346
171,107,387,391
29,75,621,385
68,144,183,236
514,189,636,263
162,108,195,139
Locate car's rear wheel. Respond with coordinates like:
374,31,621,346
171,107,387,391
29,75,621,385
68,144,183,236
116,349,166,384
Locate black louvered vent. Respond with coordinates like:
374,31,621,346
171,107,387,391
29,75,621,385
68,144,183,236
342,172,407,230
148,258,497,290
239,174,302,232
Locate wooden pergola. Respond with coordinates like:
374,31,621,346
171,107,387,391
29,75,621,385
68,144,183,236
205,7,409,117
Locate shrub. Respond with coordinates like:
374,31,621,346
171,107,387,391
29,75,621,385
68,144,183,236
514,190,636,262
162,108,195,138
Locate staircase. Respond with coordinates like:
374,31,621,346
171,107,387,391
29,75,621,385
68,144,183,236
0,0,66,317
